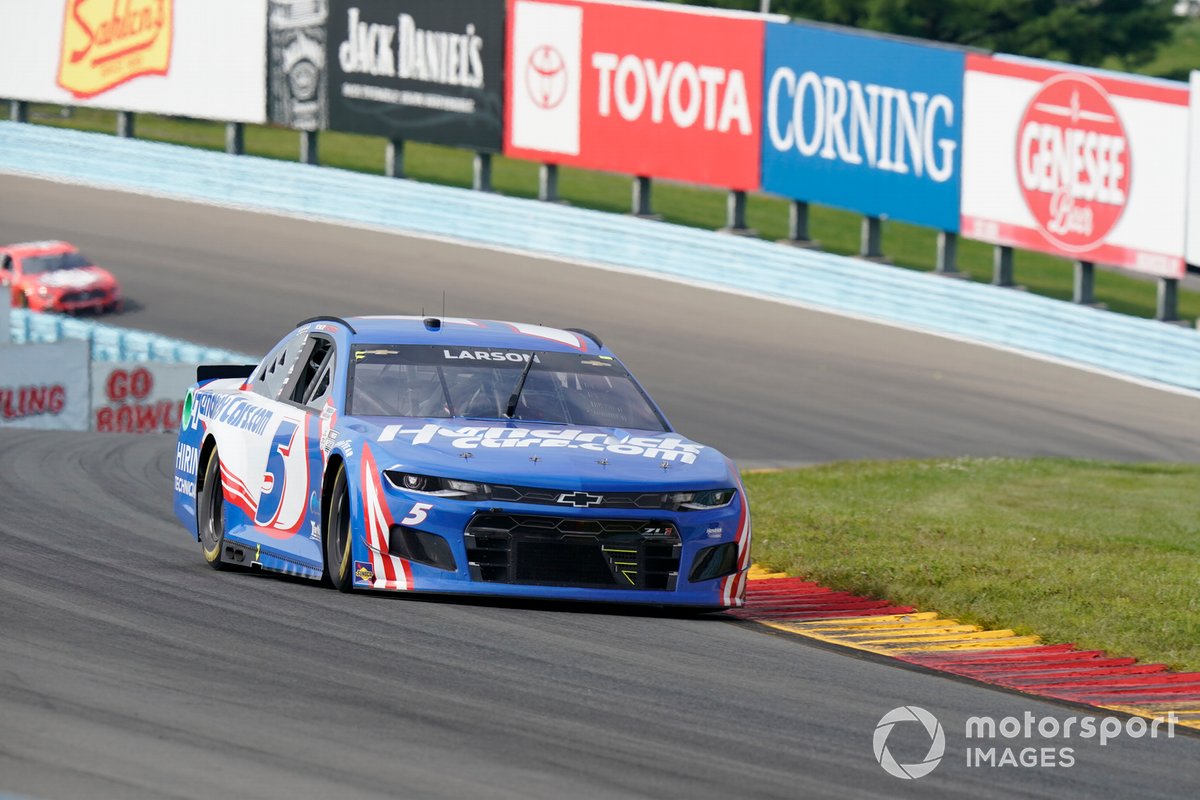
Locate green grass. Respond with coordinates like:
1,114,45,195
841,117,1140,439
20,102,1200,326
744,458,1200,672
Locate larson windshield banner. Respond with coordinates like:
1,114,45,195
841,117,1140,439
761,23,964,232
961,54,1188,278
326,0,506,150
504,0,766,189
0,0,268,123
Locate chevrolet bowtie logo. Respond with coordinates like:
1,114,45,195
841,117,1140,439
557,491,604,508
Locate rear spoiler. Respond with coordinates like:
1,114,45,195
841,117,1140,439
196,364,257,384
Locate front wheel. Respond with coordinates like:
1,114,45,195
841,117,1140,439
325,462,354,592
198,448,228,570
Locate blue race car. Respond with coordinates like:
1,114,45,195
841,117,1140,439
173,316,751,608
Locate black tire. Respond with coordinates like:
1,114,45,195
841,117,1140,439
198,447,228,570
325,461,354,592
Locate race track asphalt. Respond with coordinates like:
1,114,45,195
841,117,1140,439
1,174,1198,799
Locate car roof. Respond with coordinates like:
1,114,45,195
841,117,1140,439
330,315,605,354
1,240,76,256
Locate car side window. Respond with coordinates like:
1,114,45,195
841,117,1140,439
304,348,336,409
284,335,336,408
252,330,309,400
1,254,12,271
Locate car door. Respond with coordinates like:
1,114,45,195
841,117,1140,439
217,329,328,571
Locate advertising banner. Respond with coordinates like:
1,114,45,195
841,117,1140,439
1187,70,1200,268
0,0,268,123
761,24,964,232
504,0,765,189
320,0,507,149
267,0,331,131
91,362,195,434
961,54,1188,278
0,341,89,431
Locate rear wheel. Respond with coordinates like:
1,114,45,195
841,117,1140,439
325,462,354,592
198,448,228,570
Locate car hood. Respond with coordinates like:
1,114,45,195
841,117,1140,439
345,417,737,491
33,266,113,290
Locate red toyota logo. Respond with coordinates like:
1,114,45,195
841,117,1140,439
525,44,568,110
1016,73,1131,252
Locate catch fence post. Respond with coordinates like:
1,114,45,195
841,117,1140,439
9,100,27,123
780,200,819,248
538,164,559,202
632,176,655,218
1073,261,1096,306
720,190,755,235
993,246,1015,287
935,232,960,276
473,153,493,192
116,111,135,138
300,130,318,165
386,139,405,178
860,216,884,261
1157,278,1179,322
225,122,244,155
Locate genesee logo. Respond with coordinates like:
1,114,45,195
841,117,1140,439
57,0,173,100
1016,73,1131,251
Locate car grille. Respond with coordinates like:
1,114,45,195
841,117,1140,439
464,513,680,590
485,483,678,510
61,289,106,303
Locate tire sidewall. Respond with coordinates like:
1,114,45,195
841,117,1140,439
325,462,354,592
199,447,226,569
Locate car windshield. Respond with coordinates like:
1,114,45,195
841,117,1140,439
22,251,93,273
349,345,668,431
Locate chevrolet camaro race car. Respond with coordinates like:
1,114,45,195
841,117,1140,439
0,240,123,314
172,316,751,608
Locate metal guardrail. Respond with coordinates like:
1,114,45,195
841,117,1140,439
9,307,252,364
1,121,1198,390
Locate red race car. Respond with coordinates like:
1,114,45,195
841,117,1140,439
0,240,123,314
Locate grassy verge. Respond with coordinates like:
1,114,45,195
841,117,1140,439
19,103,1200,326
744,458,1200,672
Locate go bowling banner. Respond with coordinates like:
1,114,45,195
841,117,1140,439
960,54,1188,278
91,362,196,433
0,341,90,431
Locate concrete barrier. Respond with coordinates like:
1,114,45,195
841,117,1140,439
8,307,252,364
